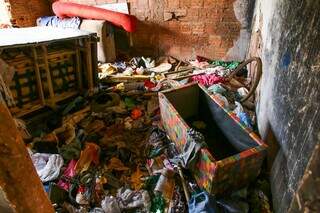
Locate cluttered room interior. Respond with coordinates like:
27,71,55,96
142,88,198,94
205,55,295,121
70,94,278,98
0,0,319,213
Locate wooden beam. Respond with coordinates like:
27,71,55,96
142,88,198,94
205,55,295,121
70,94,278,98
85,39,94,93
0,104,54,213
91,37,98,87
41,45,56,107
75,40,83,91
31,47,45,105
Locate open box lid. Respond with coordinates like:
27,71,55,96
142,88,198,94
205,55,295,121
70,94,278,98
160,83,266,152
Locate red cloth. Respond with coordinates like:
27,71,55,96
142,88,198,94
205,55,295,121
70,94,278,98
144,80,156,90
191,74,225,86
52,1,137,32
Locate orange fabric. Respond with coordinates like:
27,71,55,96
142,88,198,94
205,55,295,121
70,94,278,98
131,108,143,120
75,143,100,174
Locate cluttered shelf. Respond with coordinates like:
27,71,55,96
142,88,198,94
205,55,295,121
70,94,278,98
0,26,97,117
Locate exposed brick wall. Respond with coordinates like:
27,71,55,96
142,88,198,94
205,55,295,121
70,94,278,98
129,0,241,60
9,0,51,27
7,0,242,60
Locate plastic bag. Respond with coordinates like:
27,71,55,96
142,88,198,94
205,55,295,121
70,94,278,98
188,191,218,213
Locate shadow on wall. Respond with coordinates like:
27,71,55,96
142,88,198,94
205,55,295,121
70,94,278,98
263,122,281,173
114,20,175,58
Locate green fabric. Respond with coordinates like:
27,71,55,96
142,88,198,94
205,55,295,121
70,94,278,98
143,175,160,191
211,60,241,70
207,84,226,95
148,146,166,158
150,194,166,213
124,97,136,109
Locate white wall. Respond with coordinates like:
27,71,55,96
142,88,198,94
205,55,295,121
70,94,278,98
0,0,11,26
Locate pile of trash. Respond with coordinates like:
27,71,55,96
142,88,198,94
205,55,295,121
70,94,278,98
24,56,271,213
98,56,174,78
26,89,188,212
99,56,258,130
26,91,165,212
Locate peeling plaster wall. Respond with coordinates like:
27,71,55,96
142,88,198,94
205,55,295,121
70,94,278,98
226,0,255,60
247,0,320,212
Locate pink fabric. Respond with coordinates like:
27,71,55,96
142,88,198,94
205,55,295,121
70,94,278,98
57,159,77,191
191,74,225,86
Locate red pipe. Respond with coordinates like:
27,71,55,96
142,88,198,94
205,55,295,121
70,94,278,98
52,1,137,32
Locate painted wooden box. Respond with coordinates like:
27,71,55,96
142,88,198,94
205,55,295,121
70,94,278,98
159,83,267,195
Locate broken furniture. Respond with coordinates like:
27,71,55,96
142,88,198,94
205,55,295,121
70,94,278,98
159,83,267,194
80,20,116,63
0,26,97,117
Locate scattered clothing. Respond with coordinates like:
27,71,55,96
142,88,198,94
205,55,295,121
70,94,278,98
75,143,100,174
211,60,241,70
37,16,81,29
149,63,172,73
57,159,77,191
150,79,181,92
234,102,253,129
208,83,227,95
117,188,151,211
150,193,166,213
101,196,121,213
191,74,224,86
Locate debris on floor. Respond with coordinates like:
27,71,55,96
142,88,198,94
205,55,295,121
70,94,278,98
24,56,272,212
